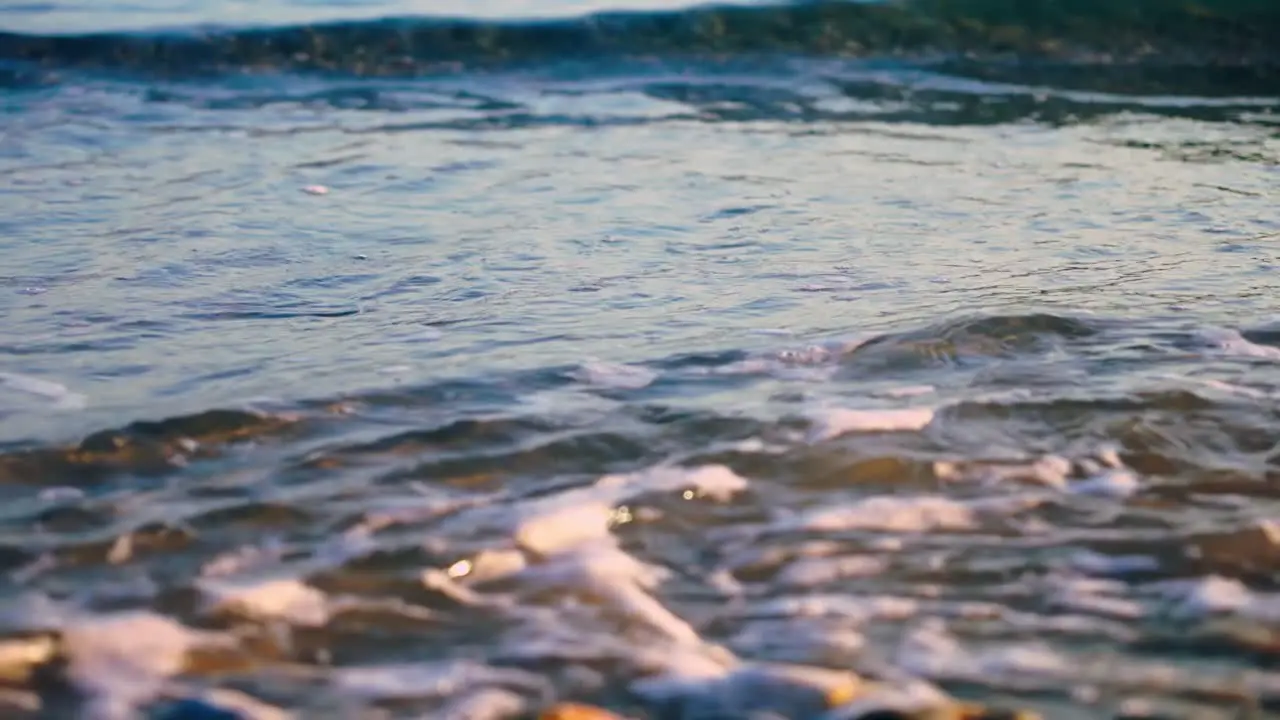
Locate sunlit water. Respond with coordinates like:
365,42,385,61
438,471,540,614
1,1,1280,718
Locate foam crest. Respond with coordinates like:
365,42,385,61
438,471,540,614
1155,575,1260,618
570,360,658,390
896,620,1073,687
1048,575,1146,620
796,495,1035,534
935,455,1072,490
595,464,749,503
874,385,937,399
631,661,861,719
0,371,87,410
502,464,747,558
437,464,750,662
775,555,889,588
1069,469,1140,498
1195,327,1280,360
1067,551,1159,576
518,548,701,645
336,660,549,701
936,454,1143,499
438,687,528,719
513,501,614,557
199,576,331,627
58,613,204,719
748,595,921,623
807,407,936,442
695,336,872,381
729,618,867,659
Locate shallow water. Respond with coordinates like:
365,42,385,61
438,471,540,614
2,1,1280,718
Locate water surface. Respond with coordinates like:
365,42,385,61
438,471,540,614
1,1,1279,718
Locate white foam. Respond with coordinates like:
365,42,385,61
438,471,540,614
437,688,527,720
1095,445,1125,469
774,341,861,365
313,526,380,567
421,569,512,608
440,464,747,654
896,620,1073,687
199,577,330,627
730,618,867,660
403,462,751,701
1196,327,1280,360
1053,591,1146,620
570,360,657,390
701,358,837,382
1152,574,1280,624
0,371,87,410
695,336,872,381
632,661,863,719
336,661,548,700
874,384,937,398
598,464,748,503
718,540,841,579
1158,575,1253,617
634,640,739,681
1069,469,1140,498
775,555,889,588
1068,551,1159,575
1192,377,1270,399
726,437,790,454
798,495,1032,533
1050,577,1146,620
200,539,288,578
38,486,86,503
60,613,200,719
749,594,920,623
513,500,614,556
513,544,699,645
448,548,528,584
934,455,1071,490
807,407,935,442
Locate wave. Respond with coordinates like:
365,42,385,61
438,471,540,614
2,0,1280,78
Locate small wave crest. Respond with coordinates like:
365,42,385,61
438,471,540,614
4,311,1280,716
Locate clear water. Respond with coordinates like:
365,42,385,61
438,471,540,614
1,1,1280,718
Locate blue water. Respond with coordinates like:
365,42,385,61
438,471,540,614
1,1,1279,719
